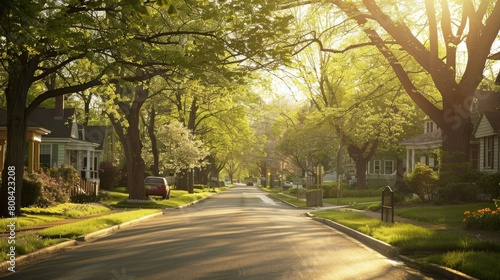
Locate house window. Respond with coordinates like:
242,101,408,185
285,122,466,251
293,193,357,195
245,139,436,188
426,122,433,133
425,121,437,133
470,144,479,171
40,144,51,168
374,160,381,174
484,136,494,169
384,160,394,174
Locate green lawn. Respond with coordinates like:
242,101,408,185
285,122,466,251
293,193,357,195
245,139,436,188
323,196,380,206
0,203,111,231
395,203,494,228
37,209,161,239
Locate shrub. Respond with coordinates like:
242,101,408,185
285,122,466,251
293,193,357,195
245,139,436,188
321,183,379,198
288,187,307,197
439,182,477,202
193,184,204,190
22,170,71,207
48,164,79,189
322,185,337,198
21,173,43,207
98,161,123,190
404,163,438,201
70,193,99,203
21,166,80,208
463,207,500,230
476,172,500,200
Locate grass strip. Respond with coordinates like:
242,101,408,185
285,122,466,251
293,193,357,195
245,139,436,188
37,209,160,239
419,251,500,280
100,188,221,209
0,232,69,261
1,215,63,231
323,197,380,206
1,203,112,231
21,203,111,217
395,203,494,227
270,193,308,207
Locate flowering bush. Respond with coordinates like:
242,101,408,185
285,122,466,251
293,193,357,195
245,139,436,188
463,207,500,231
21,166,77,207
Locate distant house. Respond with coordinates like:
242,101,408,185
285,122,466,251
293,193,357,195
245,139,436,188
400,118,442,173
0,96,107,182
473,90,500,173
400,90,500,174
0,110,51,173
365,152,399,188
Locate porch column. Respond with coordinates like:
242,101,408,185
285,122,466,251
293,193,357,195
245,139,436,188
406,148,410,174
27,140,34,173
0,140,5,173
34,141,40,172
86,149,91,179
411,148,415,173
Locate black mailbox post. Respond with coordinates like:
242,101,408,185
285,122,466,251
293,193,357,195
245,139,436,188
381,186,394,223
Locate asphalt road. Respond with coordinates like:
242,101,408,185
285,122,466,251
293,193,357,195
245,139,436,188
3,184,436,280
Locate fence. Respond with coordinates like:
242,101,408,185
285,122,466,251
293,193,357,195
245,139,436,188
70,178,99,197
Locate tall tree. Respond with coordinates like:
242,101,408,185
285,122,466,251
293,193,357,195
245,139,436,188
291,0,500,179
287,8,421,188
101,0,293,197
0,0,123,216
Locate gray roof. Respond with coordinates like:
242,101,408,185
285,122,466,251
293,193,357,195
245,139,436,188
400,129,442,146
28,108,76,138
476,90,500,132
483,111,500,132
401,90,500,146
0,109,47,128
85,126,107,150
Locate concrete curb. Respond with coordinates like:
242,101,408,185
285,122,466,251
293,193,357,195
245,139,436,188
306,212,399,258
398,255,478,280
0,239,77,273
76,211,164,241
175,192,215,209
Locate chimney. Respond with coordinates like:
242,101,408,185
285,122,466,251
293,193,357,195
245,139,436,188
55,95,64,119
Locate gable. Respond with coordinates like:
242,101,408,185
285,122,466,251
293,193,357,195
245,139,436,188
474,114,495,138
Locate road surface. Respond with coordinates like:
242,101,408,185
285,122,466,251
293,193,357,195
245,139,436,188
3,184,437,279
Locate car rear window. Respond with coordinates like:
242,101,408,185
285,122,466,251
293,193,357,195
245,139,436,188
144,178,165,184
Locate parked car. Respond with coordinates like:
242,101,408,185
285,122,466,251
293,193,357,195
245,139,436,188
144,176,170,199
282,181,293,190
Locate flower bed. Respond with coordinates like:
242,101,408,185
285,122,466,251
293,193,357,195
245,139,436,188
463,207,500,230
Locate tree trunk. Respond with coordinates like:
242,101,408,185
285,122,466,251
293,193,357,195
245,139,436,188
107,81,148,200
125,114,146,200
177,170,189,191
439,96,474,181
347,139,379,189
146,107,160,176
0,94,27,217
0,58,36,217
354,160,368,189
